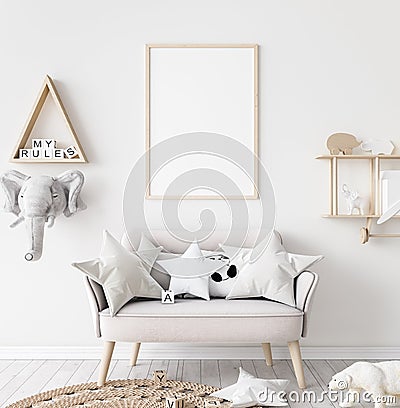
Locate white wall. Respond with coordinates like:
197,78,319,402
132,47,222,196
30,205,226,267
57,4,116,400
1,0,400,351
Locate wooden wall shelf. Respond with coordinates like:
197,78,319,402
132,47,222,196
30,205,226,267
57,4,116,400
12,159,85,164
323,214,400,218
317,155,400,160
10,75,88,163
317,154,400,243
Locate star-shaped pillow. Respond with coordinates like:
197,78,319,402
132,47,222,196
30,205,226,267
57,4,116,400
211,367,289,407
227,231,323,306
72,230,162,316
136,233,174,289
157,240,227,300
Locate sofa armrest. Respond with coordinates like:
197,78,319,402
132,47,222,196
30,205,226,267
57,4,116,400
294,270,319,338
84,276,108,338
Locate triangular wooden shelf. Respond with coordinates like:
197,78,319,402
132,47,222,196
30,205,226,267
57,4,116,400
10,75,88,163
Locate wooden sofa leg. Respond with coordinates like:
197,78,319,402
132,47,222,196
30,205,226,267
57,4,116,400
98,341,115,387
261,343,273,366
130,343,141,366
288,340,306,389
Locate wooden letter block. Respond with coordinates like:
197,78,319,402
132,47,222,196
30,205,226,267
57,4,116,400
64,145,78,159
162,290,174,304
31,149,42,159
44,139,56,149
166,397,185,408
42,149,54,159
32,139,43,149
153,369,167,384
53,149,64,159
19,149,31,159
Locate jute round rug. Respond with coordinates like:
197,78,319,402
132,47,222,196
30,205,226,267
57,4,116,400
7,378,231,408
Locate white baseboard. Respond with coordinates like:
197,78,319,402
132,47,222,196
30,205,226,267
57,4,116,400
0,345,399,360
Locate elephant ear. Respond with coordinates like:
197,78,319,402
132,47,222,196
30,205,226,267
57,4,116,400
57,170,87,217
0,170,30,215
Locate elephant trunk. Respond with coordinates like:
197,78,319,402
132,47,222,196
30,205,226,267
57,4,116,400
24,216,46,262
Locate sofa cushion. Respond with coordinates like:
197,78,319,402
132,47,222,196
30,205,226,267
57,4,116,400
100,298,303,318
99,298,303,343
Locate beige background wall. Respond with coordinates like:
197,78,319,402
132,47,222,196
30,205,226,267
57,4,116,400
0,0,399,353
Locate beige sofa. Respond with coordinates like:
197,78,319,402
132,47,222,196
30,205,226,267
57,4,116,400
84,231,319,389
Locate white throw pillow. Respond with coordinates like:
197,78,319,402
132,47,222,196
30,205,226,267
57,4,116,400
181,240,203,258
136,233,175,289
72,230,162,316
158,241,227,279
207,245,251,298
211,367,289,407
158,240,227,300
219,244,252,267
138,233,161,252
169,275,211,301
227,231,323,306
137,233,180,262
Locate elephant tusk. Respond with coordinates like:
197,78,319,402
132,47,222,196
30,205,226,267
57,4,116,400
46,215,55,228
9,215,24,228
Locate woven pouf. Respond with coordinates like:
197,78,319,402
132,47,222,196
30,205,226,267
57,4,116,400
6,379,232,408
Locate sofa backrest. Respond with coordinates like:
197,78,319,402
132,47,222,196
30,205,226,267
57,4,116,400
121,229,273,253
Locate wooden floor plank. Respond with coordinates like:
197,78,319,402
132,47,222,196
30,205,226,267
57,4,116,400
182,360,201,383
272,359,312,408
240,360,257,377
129,360,152,380
0,361,14,375
108,359,132,380
308,360,337,396
167,360,180,381
307,360,336,388
343,360,360,367
0,360,32,391
218,360,240,388
176,360,184,381
326,360,347,373
304,360,336,408
88,359,117,383
253,359,276,379
200,360,220,388
41,360,83,391
0,360,45,408
66,360,99,385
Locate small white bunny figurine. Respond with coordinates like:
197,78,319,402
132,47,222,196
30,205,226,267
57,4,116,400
342,184,369,215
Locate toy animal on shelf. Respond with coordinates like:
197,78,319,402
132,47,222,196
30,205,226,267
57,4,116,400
326,133,361,155
361,139,394,155
329,361,400,408
342,184,369,215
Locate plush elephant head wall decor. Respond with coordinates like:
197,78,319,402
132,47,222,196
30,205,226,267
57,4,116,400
0,170,86,262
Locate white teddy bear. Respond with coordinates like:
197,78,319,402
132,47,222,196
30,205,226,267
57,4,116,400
329,361,400,408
